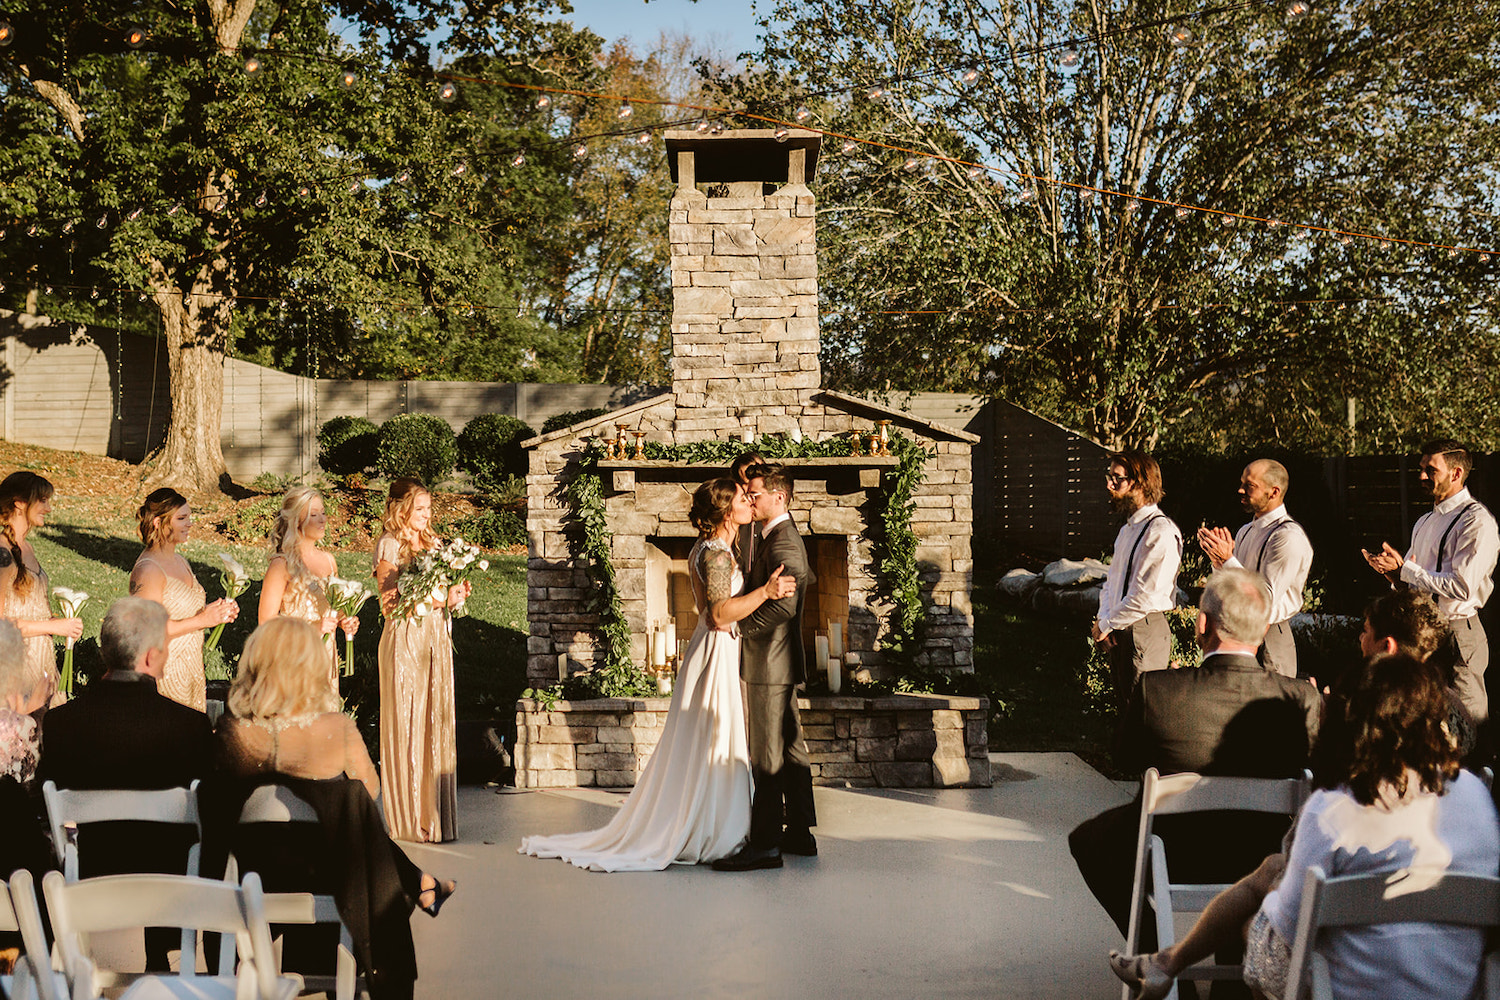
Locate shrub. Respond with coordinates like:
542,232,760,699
457,413,535,492
318,416,380,475
441,507,526,550
540,407,610,436
377,413,458,485
221,495,281,543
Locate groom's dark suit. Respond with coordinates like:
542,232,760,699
739,514,817,849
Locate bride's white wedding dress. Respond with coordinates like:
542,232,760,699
518,536,752,871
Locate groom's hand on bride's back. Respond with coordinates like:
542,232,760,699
764,564,797,601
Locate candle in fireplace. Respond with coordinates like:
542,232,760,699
829,622,843,659
815,634,829,670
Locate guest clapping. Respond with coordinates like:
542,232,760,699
0,472,83,708
258,487,355,698
129,488,238,711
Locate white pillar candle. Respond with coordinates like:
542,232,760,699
651,628,667,667
557,653,568,682
829,622,843,659
665,621,677,658
827,657,841,695
741,427,754,443
790,427,803,443
815,634,829,670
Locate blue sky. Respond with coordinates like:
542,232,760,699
562,0,764,61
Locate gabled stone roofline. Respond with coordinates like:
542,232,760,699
521,392,673,449
816,390,981,444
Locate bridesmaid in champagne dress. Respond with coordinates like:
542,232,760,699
258,487,358,698
129,488,239,712
373,478,467,843
0,473,83,709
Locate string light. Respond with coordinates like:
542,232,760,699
572,143,588,160
62,220,76,234
395,169,411,184
535,94,551,109
338,69,358,89
960,68,980,85
254,190,268,207
1285,0,1311,19
966,165,985,179
168,201,182,215
1018,188,1036,204
840,139,858,154
127,208,142,220
438,81,458,102
510,152,525,167
1125,198,1140,213
694,119,710,133
125,25,148,49
1168,25,1194,46
1079,190,1094,203
95,214,108,229
1174,206,1189,218
902,157,922,172
794,106,812,123
244,56,264,77
616,103,633,120
0,21,13,47
1059,49,1080,69
297,184,312,198
866,86,886,101
635,133,652,146
26,224,38,237
774,126,790,142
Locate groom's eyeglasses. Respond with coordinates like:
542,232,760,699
745,490,783,502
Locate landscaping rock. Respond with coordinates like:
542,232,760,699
1041,557,1108,587
997,568,1041,598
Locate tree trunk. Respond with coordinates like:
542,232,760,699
142,279,230,493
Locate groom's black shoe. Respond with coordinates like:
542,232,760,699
712,844,783,871
780,830,817,856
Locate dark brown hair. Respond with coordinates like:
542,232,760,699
1311,653,1460,806
730,451,765,486
136,487,188,549
746,463,794,501
1364,589,1448,662
0,471,54,596
689,478,740,537
1107,449,1164,505
1420,438,1472,480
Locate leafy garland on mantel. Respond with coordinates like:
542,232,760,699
556,432,933,698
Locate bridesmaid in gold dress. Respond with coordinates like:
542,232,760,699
129,488,239,711
0,472,84,708
257,487,359,698
373,477,467,843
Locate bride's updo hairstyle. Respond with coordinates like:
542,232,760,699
689,478,739,538
137,487,189,548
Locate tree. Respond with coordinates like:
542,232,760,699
0,0,583,491
726,0,1500,452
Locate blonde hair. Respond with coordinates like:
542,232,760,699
379,477,436,564
0,471,55,598
228,618,340,719
270,487,325,588
137,487,188,549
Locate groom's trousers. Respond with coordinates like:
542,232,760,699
746,682,816,848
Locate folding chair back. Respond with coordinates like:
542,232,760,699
1122,768,1313,1000
41,869,300,1000
0,870,65,1000
41,780,203,882
233,784,362,1000
1284,866,1500,1000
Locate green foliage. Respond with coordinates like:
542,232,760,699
521,684,565,710
875,435,934,667
220,496,281,545
378,414,458,485
540,408,612,435
203,644,237,682
319,417,381,476
457,414,534,492
560,442,639,682
439,507,526,550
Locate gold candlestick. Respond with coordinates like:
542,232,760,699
848,430,864,456
632,430,647,460
876,420,892,455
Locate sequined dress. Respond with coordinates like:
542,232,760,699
374,536,457,843
136,555,208,712
5,563,60,707
274,559,340,698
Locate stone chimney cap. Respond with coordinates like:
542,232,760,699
664,128,821,185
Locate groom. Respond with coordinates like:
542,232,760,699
714,463,818,871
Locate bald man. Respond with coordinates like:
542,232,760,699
1197,459,1313,677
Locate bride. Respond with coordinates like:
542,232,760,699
519,477,796,872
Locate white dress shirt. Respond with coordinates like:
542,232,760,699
1223,505,1313,624
1097,504,1183,635
1400,487,1500,620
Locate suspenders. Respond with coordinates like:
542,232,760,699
1123,513,1170,587
1435,502,1482,573
1252,518,1301,571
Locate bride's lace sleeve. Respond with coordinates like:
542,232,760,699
700,539,736,605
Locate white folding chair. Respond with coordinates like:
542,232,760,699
41,869,302,1000
229,785,362,1000
1122,768,1313,1000
1284,865,1500,1000
1,870,67,1000
41,781,204,883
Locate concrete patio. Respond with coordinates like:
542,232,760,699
403,752,1133,999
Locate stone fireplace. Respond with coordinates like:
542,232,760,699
518,129,986,789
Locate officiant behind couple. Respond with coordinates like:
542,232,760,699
519,464,817,872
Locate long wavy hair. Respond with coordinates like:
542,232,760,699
380,477,436,564
270,487,325,588
1311,653,1461,806
228,617,340,720
137,487,188,549
0,471,53,598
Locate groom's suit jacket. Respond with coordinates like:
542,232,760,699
738,516,815,687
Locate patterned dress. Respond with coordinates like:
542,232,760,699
5,562,60,707
374,535,457,843
273,558,340,699
136,555,208,712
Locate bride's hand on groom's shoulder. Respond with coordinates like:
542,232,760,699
764,564,797,601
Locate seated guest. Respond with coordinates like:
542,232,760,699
1359,588,1478,758
1070,567,1322,938
215,618,455,1000
37,596,215,970
1110,653,1498,1000
0,618,52,970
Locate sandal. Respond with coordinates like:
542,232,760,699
418,875,457,918
1107,950,1173,1000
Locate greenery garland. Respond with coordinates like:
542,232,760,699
554,432,932,696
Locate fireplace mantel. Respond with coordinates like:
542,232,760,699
599,455,898,493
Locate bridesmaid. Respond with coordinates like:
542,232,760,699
129,488,239,711
374,477,467,843
258,487,358,698
0,472,83,709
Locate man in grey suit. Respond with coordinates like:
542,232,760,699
714,464,818,871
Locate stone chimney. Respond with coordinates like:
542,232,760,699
665,129,822,438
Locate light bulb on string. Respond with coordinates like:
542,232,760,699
709,121,725,135
0,229,6,241
1168,25,1194,47
966,165,985,179
793,106,812,123
44,286,53,295
1079,189,1094,203
1017,188,1036,204
395,169,411,184
0,21,14,46
866,86,886,101
62,220,76,234
1338,234,1352,245
168,201,182,216
125,25,148,49
617,103,634,120
535,94,551,109
774,127,790,142
1447,247,1459,257
1059,48,1081,69
338,69,358,89
138,292,147,301
902,157,922,173
26,224,38,237
254,190,268,207
90,287,99,299
960,68,980,85
694,119,710,133
635,133,652,146
244,56,264,77
572,143,588,160
1174,205,1189,218
1219,214,1236,227
297,184,312,199
510,152,526,167
450,162,467,177
438,81,458,103
127,207,142,220
349,176,366,191
840,139,858,154
1380,239,1392,249
1285,0,1311,20
1267,219,1283,228
1124,198,1140,213
96,214,108,229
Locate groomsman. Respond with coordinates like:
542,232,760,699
1196,459,1313,677
1093,450,1183,706
1363,439,1500,722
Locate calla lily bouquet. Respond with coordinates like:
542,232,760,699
392,537,489,620
205,553,250,651
51,586,89,697
325,575,375,676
